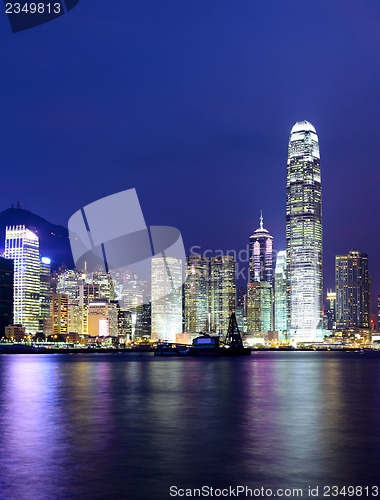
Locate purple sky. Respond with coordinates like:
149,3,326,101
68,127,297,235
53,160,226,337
0,0,379,309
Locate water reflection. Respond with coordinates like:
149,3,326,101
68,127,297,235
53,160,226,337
0,352,379,499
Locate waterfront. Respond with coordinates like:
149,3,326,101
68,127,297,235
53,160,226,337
0,352,379,500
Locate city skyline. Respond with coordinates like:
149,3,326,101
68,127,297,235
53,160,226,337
0,1,378,309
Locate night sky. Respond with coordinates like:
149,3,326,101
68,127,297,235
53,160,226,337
0,1,379,308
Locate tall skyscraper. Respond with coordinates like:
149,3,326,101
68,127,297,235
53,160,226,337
249,213,274,284
151,256,183,342
274,250,287,339
209,256,236,337
184,254,209,332
5,225,40,334
286,121,323,342
39,257,52,333
247,215,274,333
335,250,370,334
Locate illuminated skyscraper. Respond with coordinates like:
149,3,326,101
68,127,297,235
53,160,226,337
335,250,370,332
209,256,236,336
151,256,183,342
286,121,323,342
50,293,68,339
247,281,273,332
247,215,274,333
184,254,209,332
249,213,274,284
274,250,287,339
39,257,52,333
5,225,40,334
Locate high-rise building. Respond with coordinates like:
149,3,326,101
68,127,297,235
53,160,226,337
88,301,110,337
209,256,236,337
50,293,68,339
249,213,274,284
5,225,40,334
56,269,84,302
325,290,337,331
335,250,370,334
247,281,273,333
286,121,323,342
39,257,52,333
236,286,247,333
184,254,209,332
247,215,274,333
151,256,183,342
0,257,14,338
274,250,287,340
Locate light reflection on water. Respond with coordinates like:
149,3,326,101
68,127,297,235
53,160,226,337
0,352,379,499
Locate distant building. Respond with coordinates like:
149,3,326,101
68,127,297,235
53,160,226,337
209,256,236,337
88,301,110,337
236,286,247,333
39,257,52,333
274,250,287,340
184,254,209,333
5,225,40,334
68,301,84,336
86,271,114,302
247,281,273,333
151,256,183,342
325,290,336,331
335,250,370,338
56,269,84,301
50,293,68,338
5,324,26,341
0,257,14,338
135,301,151,339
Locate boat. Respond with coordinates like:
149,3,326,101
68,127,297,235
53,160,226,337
154,313,251,357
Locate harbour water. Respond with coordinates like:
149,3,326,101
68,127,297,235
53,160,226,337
0,352,379,499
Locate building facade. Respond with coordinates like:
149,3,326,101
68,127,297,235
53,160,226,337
335,250,370,332
286,121,323,342
274,250,287,340
184,254,209,333
39,257,52,333
151,256,183,342
247,281,273,333
209,256,236,337
0,257,14,338
50,293,68,339
5,225,40,334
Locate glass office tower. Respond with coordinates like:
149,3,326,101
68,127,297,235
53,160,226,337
335,250,370,331
151,256,183,342
184,254,209,333
5,225,40,334
286,121,323,342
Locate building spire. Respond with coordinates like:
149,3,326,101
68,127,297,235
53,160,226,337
260,210,263,230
